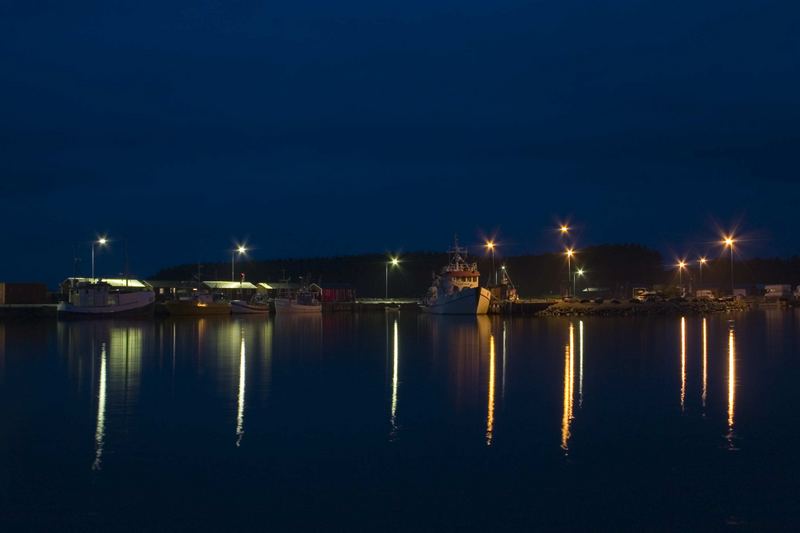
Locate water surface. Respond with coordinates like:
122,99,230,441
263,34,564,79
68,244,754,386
1,311,799,530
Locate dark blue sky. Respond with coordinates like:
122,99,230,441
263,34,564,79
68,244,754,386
1,0,798,283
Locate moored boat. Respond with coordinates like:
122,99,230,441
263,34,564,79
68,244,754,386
58,280,155,317
163,293,231,315
420,239,491,315
231,294,270,314
274,289,321,314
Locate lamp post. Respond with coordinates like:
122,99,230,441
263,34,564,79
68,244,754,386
698,257,707,286
677,260,687,295
723,236,735,295
573,268,584,297
232,245,247,281
565,248,575,297
91,236,108,280
485,240,496,285
386,257,400,300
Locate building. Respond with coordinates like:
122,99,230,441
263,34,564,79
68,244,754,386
60,278,151,298
0,282,48,304
309,282,356,303
201,280,258,300
257,281,300,300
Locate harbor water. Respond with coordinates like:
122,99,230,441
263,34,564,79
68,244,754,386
1,311,799,530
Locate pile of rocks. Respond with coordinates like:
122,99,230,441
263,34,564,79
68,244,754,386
537,299,750,317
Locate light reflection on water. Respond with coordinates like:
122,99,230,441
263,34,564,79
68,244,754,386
2,311,794,530
728,324,737,450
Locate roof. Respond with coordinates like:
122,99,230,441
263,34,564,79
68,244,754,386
258,282,300,290
146,280,198,288
64,277,149,288
202,281,258,290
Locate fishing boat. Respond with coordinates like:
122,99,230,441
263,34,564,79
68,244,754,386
231,293,270,314
274,289,322,314
163,293,231,316
420,239,491,315
58,279,155,317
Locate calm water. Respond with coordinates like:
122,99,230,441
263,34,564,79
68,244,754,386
1,311,799,531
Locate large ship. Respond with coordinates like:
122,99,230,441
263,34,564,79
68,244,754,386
420,239,491,315
58,279,155,317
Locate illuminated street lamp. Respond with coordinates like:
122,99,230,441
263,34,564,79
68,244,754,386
565,248,575,296
485,240,497,285
560,225,570,235
723,235,736,294
232,245,247,281
573,268,585,297
386,256,400,300
677,260,687,288
91,236,108,280
698,257,708,285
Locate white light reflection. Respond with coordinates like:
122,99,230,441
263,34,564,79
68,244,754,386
236,332,246,447
502,320,507,400
727,324,736,449
579,320,584,408
702,318,708,412
390,318,399,439
486,334,496,446
680,317,686,412
561,323,575,453
92,342,107,471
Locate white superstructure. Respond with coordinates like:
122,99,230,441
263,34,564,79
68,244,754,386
420,239,491,315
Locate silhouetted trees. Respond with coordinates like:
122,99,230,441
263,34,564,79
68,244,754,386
151,246,800,298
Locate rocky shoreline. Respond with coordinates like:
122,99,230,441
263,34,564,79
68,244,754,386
537,299,752,317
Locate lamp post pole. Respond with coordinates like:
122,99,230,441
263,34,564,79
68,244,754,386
385,257,399,301
723,237,735,295
91,237,108,280
232,245,247,282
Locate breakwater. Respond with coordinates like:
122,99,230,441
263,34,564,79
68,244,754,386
537,299,751,317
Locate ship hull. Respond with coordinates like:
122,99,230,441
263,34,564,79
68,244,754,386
274,298,322,314
231,300,269,314
163,301,231,316
420,287,491,315
57,292,155,317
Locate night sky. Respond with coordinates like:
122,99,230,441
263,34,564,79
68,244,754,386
2,1,798,284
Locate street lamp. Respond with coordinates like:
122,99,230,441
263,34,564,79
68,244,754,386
573,268,585,297
559,224,570,235
565,248,575,297
698,257,707,286
91,236,108,280
677,260,687,289
232,245,247,281
485,240,496,285
723,235,735,295
386,256,400,300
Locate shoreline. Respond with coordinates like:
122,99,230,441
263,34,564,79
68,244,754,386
536,299,754,317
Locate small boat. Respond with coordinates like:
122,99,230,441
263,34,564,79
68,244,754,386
274,289,321,314
420,238,491,315
231,294,270,314
58,280,155,317
384,304,401,313
164,293,231,316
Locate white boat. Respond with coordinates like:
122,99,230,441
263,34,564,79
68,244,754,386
231,294,270,314
58,280,155,317
274,290,322,314
420,239,491,315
